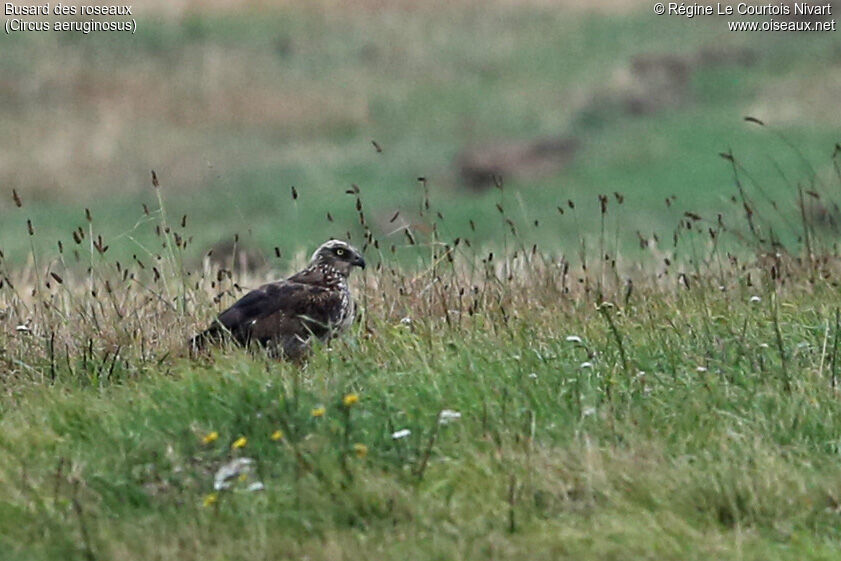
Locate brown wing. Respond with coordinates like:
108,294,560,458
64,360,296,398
215,280,344,347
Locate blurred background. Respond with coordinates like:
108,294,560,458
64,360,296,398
1,0,839,265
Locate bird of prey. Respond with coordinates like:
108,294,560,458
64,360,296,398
192,239,365,359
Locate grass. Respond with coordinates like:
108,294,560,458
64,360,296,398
5,262,841,559
4,161,841,558
2,3,840,262
4,2,841,558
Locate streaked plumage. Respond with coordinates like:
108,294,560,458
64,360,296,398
192,240,365,359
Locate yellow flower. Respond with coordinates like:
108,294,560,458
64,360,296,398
201,431,219,445
270,430,284,441
311,407,326,418
238,473,248,482
231,436,247,450
202,492,218,507
353,443,368,458
342,393,360,407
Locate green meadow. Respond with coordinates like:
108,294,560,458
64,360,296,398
1,3,839,262
2,2,841,559
4,250,841,560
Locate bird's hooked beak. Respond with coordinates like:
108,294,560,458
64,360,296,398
353,253,366,270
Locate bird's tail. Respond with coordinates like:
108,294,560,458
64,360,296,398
189,322,226,354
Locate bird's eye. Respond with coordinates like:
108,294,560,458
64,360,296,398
335,248,345,256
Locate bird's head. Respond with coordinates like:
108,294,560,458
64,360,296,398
309,239,366,276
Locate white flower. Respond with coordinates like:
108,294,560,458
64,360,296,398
15,324,30,333
439,409,462,424
245,481,265,492
565,335,582,344
400,317,412,326
759,343,770,349
213,458,255,491
391,429,411,440
582,407,596,417
528,372,538,380
750,296,761,303
696,366,708,373
580,362,593,369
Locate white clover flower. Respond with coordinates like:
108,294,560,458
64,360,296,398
245,481,265,492
696,366,708,373
400,317,412,326
213,458,255,491
580,362,593,369
750,296,761,303
582,407,596,417
565,335,583,344
391,429,411,440
528,372,538,380
438,410,462,424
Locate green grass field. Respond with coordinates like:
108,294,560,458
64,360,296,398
3,2,841,559
4,237,841,560
1,2,840,262
2,168,841,558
